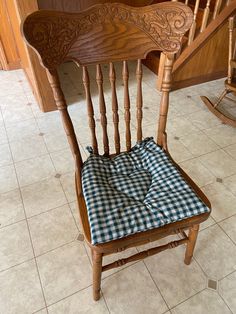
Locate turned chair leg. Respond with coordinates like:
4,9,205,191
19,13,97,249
214,88,230,108
184,224,199,265
92,250,103,301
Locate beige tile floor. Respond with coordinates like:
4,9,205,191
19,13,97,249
0,62,236,314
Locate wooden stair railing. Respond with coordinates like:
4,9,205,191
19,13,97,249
147,0,236,90
173,0,236,72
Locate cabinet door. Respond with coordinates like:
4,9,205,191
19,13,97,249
0,0,20,70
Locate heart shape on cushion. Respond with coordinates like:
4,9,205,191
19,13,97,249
108,169,152,202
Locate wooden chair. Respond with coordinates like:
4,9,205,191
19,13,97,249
201,15,236,127
22,2,211,301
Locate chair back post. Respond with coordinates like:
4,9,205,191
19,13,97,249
46,69,84,192
157,53,175,148
228,16,235,84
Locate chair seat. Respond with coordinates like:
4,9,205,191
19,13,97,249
82,138,210,245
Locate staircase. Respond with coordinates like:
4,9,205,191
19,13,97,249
144,0,236,90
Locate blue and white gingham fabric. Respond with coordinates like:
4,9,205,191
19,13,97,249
82,137,210,245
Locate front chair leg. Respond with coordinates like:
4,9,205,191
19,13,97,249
184,224,199,265
92,250,103,301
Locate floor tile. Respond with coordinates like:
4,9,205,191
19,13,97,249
0,143,12,167
60,172,76,202
48,287,109,314
36,112,63,133
0,220,33,271
28,205,78,256
202,182,236,222
171,289,231,314
219,215,236,244
2,97,34,124
0,93,29,110
0,189,25,227
198,149,236,178
0,82,25,98
219,271,236,313
180,158,215,187
10,135,47,162
194,224,236,280
21,177,67,217
204,124,236,148
224,143,236,159
37,241,91,305
34,309,47,314
69,201,81,230
0,164,18,193
145,244,206,308
180,131,219,157
50,148,74,174
0,126,8,144
6,118,40,142
167,115,200,138
187,110,221,131
171,95,201,115
223,174,236,196
15,155,55,187
102,261,168,314
43,130,69,152
0,260,45,314
199,216,216,231
167,136,193,163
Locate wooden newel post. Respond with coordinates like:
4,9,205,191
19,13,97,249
157,53,175,148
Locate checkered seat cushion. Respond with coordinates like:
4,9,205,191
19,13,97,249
82,138,210,245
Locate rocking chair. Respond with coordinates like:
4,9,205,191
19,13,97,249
201,15,236,127
22,2,211,301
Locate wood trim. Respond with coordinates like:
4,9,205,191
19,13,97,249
0,40,9,70
172,69,227,90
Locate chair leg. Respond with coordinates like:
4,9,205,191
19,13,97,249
214,88,230,108
92,250,103,301
184,224,199,265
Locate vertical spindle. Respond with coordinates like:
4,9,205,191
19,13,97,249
109,62,120,154
96,64,109,156
228,17,234,84
82,66,98,154
136,59,143,142
122,61,131,151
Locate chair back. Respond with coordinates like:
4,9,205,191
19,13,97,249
22,2,193,178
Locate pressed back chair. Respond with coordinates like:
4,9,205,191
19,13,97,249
22,2,211,301
201,14,236,127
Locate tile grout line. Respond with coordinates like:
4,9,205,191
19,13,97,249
217,290,234,314
142,259,170,311
1,109,49,314
216,220,236,246
168,287,206,312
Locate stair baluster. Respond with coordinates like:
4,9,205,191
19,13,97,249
213,0,223,19
188,0,201,45
200,0,212,32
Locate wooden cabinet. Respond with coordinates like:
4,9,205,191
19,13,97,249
0,0,20,70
